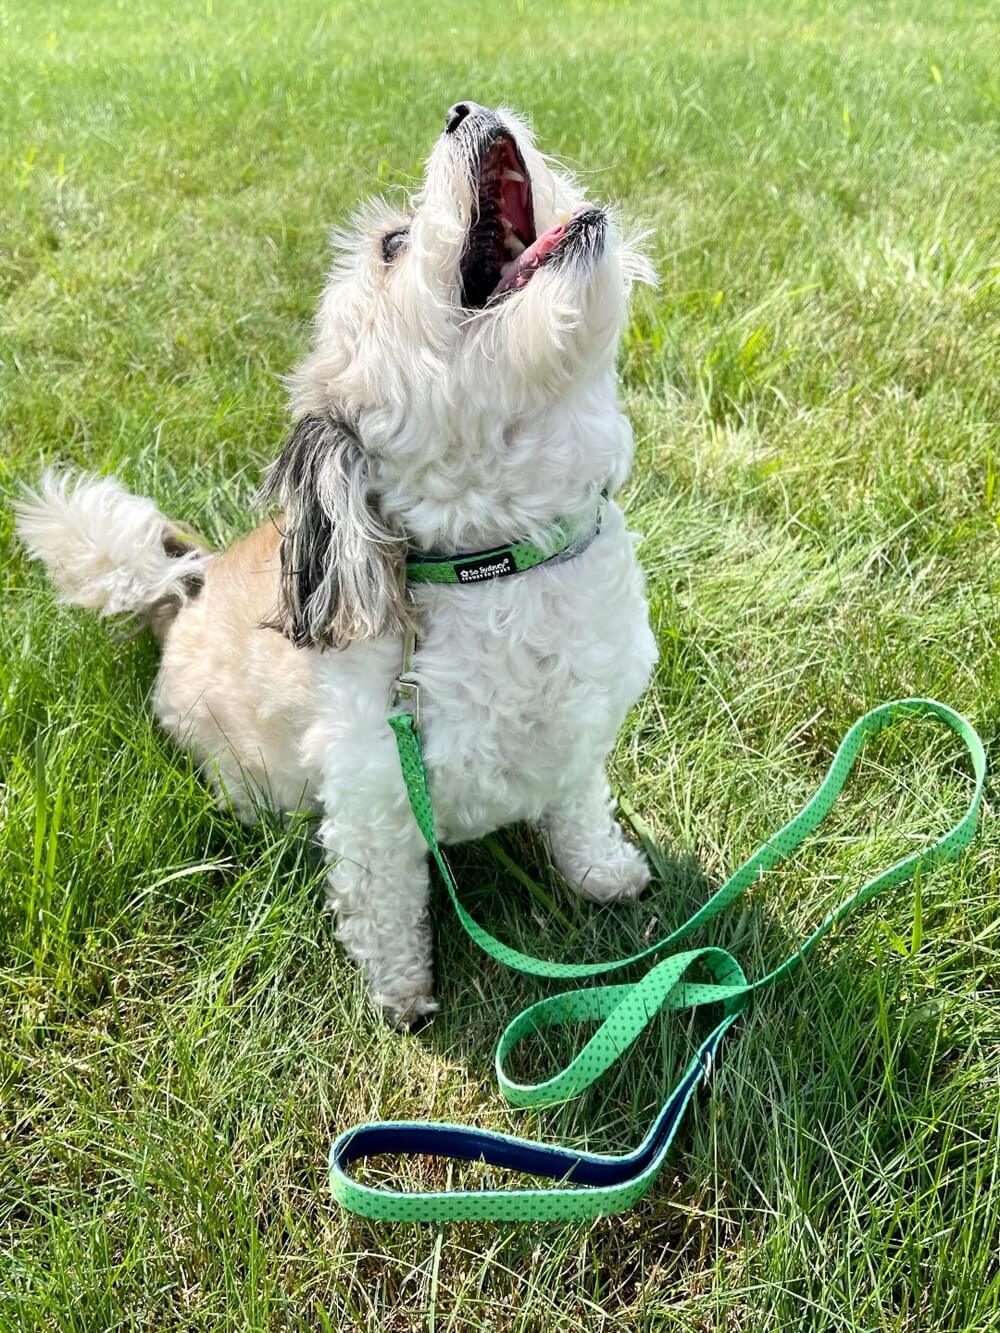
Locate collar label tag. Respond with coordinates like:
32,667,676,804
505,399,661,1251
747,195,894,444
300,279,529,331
456,551,517,583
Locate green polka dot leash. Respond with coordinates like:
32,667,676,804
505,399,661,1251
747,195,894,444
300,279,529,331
329,697,985,1222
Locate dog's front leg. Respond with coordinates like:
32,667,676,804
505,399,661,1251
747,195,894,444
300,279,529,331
542,767,651,904
320,797,437,1029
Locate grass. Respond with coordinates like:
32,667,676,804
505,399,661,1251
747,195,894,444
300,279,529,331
2,0,999,1327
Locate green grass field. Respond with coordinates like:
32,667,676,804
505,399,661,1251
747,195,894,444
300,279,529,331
2,0,999,1327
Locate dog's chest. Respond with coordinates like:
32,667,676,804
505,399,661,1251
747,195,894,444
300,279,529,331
414,511,657,842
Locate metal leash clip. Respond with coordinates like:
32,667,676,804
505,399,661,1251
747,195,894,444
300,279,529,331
389,625,421,730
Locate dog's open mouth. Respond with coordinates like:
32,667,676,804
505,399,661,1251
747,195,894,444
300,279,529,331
459,133,590,309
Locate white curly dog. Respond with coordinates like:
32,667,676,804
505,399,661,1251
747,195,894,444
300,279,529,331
16,102,659,1026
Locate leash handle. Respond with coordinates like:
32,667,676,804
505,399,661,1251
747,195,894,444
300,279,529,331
329,699,985,1222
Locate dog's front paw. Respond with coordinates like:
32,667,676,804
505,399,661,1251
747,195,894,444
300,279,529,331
558,839,652,905
373,987,439,1032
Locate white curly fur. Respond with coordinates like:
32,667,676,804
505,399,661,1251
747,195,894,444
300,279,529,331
15,470,207,617
16,105,659,1026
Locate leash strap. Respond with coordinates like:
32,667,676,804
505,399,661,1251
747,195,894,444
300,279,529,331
329,699,985,1222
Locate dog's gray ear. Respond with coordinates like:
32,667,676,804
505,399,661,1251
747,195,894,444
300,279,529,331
258,414,411,650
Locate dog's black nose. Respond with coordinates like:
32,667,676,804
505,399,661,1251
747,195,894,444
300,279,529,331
445,101,481,133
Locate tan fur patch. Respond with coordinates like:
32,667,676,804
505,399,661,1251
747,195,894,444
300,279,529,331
154,519,322,813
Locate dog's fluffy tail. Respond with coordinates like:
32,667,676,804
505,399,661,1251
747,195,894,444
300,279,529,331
14,470,210,628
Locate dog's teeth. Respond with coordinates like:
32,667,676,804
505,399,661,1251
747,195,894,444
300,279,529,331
505,233,526,257
503,170,525,184
557,209,570,225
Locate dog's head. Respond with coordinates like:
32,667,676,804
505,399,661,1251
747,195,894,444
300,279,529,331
264,103,653,650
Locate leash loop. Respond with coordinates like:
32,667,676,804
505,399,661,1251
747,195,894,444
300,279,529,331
329,698,985,1222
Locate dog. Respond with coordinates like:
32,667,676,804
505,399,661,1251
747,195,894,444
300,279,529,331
15,102,659,1026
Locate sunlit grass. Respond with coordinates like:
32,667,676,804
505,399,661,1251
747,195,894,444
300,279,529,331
2,0,998,1328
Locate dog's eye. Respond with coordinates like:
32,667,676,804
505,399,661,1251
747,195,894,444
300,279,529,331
381,229,409,263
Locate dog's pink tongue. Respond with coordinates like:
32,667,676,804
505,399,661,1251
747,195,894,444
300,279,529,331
496,221,566,294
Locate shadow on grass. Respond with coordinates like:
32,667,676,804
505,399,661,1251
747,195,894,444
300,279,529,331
371,823,958,1266
423,819,775,1085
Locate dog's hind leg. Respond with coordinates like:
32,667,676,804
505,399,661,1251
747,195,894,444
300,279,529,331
542,767,651,905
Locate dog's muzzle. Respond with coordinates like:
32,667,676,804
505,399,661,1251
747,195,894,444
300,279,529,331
448,103,607,309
